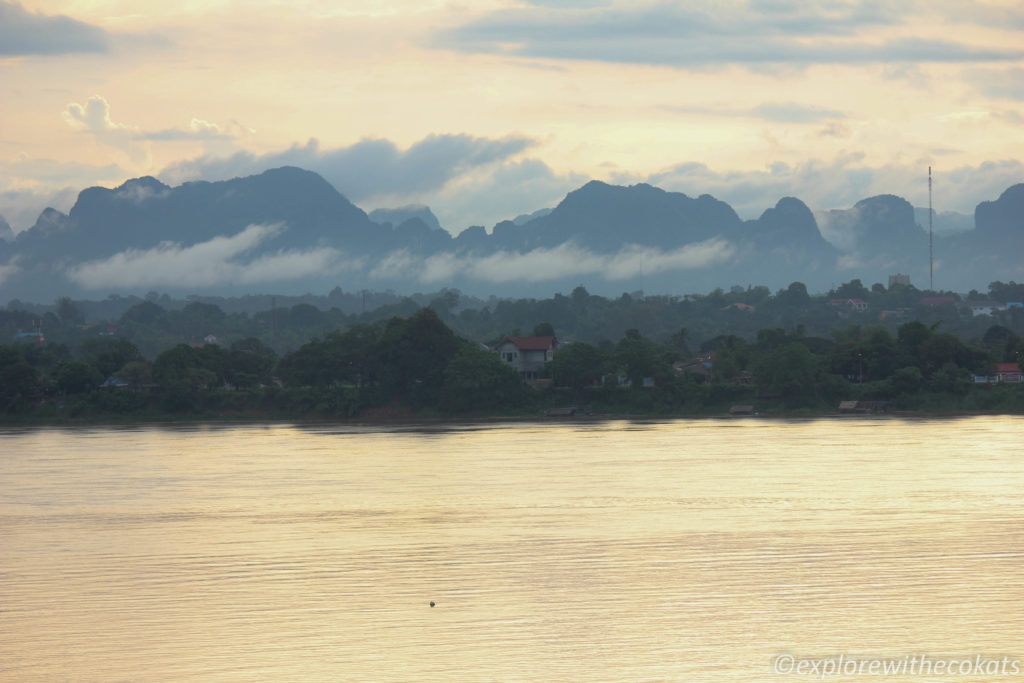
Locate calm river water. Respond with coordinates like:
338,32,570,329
1,417,1022,681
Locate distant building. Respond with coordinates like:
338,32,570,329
964,301,1004,317
970,363,1022,384
888,273,911,288
673,353,714,381
829,298,868,312
878,309,907,321
496,336,557,381
920,296,958,306
997,363,1022,382
721,302,756,312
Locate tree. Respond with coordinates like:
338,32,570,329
115,361,152,391
56,297,84,326
375,308,462,405
615,329,661,388
533,322,555,337
56,361,102,394
548,342,606,392
440,344,530,412
2,362,38,400
227,338,277,389
834,279,869,299
80,337,143,377
754,343,818,404
668,327,691,356
777,281,810,307
152,344,227,391
119,300,166,326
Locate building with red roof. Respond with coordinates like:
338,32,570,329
996,363,1022,383
496,336,557,380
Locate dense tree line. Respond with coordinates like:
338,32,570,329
2,301,1022,421
6,280,1024,371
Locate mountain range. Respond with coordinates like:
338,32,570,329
0,166,1021,302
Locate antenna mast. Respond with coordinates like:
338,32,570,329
928,166,933,291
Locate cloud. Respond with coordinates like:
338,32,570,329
0,184,80,234
664,101,845,123
62,95,147,163
437,2,1024,67
966,67,1024,101
143,118,254,142
6,157,127,186
746,103,844,123
372,238,734,284
159,133,536,203
0,260,20,287
0,0,110,56
61,95,252,163
62,95,134,134
423,157,586,233
0,157,129,232
66,223,355,290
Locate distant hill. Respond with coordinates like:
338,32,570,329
369,205,443,232
0,168,1021,302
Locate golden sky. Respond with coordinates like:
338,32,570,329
2,0,1023,234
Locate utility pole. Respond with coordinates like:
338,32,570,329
929,166,934,291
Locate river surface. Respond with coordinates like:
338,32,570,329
1,416,1022,681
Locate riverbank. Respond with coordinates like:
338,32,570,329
2,405,1020,429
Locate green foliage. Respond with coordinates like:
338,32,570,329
548,342,606,392
754,343,818,405
2,361,38,401
55,361,102,394
6,284,1024,421
80,337,143,378
889,366,924,395
440,344,531,413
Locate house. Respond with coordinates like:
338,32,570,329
888,273,911,288
971,363,1022,384
495,336,557,380
13,330,45,343
964,301,1004,316
996,363,1022,383
722,302,756,312
729,405,756,416
673,353,714,381
203,334,219,345
828,298,868,312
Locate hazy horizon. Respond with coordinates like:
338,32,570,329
2,1,1023,236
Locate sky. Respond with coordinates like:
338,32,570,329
2,0,1023,237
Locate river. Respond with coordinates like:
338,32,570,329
1,416,1021,681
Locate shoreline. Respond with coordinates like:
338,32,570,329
1,408,1019,430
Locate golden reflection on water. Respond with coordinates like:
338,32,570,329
1,417,1022,681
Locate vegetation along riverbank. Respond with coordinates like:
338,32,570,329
3,280,1023,424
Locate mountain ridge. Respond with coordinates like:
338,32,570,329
1,168,1021,300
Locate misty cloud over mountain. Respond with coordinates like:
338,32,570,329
0,166,1021,302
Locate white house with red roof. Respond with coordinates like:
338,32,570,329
496,336,557,380
971,362,1022,384
828,298,868,312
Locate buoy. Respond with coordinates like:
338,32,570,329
430,601,435,607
